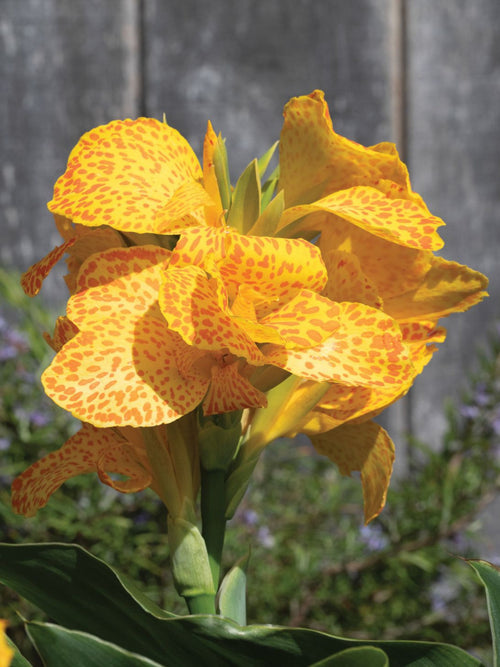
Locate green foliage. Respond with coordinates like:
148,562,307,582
1,268,499,664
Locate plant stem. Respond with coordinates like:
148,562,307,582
185,594,216,615
201,467,227,592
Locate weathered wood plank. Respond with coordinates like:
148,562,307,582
1,0,140,302
406,0,500,445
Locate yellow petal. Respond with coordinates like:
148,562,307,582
278,186,445,251
68,245,170,325
154,180,214,233
11,424,151,517
203,120,225,225
279,90,412,207
0,620,13,667
159,265,263,363
311,420,395,523
203,361,267,414
42,315,209,427
384,256,489,321
21,238,76,296
263,302,412,389
48,118,203,233
43,316,79,352
321,249,382,309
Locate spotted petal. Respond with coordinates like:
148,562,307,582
21,238,76,296
384,256,489,321
311,420,395,523
278,186,445,251
264,302,412,389
203,362,267,414
11,424,152,517
42,315,209,427
48,118,204,233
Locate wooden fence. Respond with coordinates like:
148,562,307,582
1,0,499,460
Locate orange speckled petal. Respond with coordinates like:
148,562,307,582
322,249,382,309
278,186,444,251
11,424,150,517
159,265,263,363
384,256,489,321
0,619,13,667
97,445,152,493
264,302,412,389
48,118,202,233
21,238,76,296
399,321,447,374
43,316,79,352
279,90,411,207
319,221,433,300
261,290,344,348
42,315,209,427
154,180,213,233
203,362,267,415
203,120,225,226
311,420,395,523
67,245,170,325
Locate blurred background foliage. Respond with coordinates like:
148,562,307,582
1,266,499,665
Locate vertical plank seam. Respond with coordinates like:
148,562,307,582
138,0,147,116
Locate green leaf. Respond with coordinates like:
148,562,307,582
212,133,231,214
218,553,249,625
248,189,284,237
309,646,389,666
256,141,278,180
226,159,261,234
469,559,500,666
0,543,483,667
26,622,165,667
260,164,279,211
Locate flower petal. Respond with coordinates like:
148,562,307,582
21,238,76,296
278,186,445,251
321,249,382,309
154,180,214,233
203,362,267,415
11,424,151,517
202,120,225,226
42,315,209,427
263,302,412,389
43,316,79,352
48,118,203,233
68,245,171,325
311,420,395,523
384,256,489,321
279,90,413,207
159,265,263,363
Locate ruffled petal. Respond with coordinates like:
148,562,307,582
321,249,382,309
278,186,445,251
202,120,225,226
203,361,267,414
279,90,413,207
68,245,171,324
43,316,79,352
48,118,204,233
42,315,209,427
263,302,412,389
384,256,489,321
311,420,395,523
11,424,151,517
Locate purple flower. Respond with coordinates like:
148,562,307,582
360,524,389,552
0,438,10,451
29,411,50,428
459,405,480,419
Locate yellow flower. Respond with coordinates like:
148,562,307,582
236,91,488,522
0,621,13,667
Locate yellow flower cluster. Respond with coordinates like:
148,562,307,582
13,91,487,522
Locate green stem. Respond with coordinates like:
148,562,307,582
201,467,227,592
185,594,216,615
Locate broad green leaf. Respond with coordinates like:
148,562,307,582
256,141,278,180
226,159,261,234
26,622,165,667
469,559,500,666
309,646,388,666
218,553,249,625
248,189,285,237
0,543,483,667
212,133,231,214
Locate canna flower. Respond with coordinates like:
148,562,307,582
232,91,488,522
